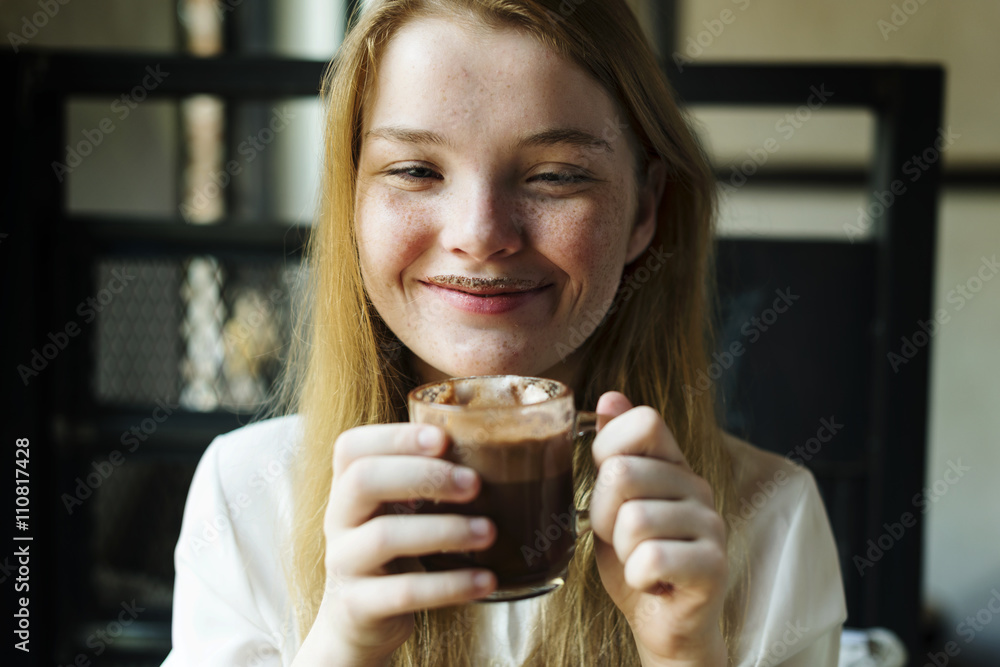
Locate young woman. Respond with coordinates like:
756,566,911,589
163,1,846,665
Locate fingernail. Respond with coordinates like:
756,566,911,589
418,428,441,452
473,571,492,590
470,518,490,537
454,467,476,489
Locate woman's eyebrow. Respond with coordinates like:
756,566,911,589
366,126,449,146
516,128,613,154
365,126,613,154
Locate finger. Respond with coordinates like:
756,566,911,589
611,499,725,566
592,404,689,469
596,391,634,429
623,539,727,595
336,515,496,575
333,424,447,476
327,456,479,528
589,456,714,542
344,569,497,621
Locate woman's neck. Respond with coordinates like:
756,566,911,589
406,351,585,393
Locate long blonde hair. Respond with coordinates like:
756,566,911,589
270,0,746,664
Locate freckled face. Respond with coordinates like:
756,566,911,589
355,17,654,384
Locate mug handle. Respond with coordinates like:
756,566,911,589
574,410,598,438
573,411,599,535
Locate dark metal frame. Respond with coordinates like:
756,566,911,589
666,62,943,657
1,50,942,664
651,0,679,57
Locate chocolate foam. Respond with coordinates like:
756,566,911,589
411,376,574,482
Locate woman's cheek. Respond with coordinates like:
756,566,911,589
560,213,631,281
531,197,613,253
358,189,436,269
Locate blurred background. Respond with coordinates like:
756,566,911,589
0,0,997,665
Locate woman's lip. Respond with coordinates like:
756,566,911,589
427,284,534,296
421,282,551,315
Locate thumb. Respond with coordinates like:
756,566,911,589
595,391,634,430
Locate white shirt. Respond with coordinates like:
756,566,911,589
162,415,846,666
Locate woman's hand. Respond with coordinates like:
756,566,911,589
293,424,497,667
590,392,729,667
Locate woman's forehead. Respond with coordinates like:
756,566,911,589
362,16,624,148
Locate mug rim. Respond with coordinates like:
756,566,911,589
407,374,573,412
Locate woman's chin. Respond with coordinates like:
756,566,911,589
407,350,579,386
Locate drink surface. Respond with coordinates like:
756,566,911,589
417,375,557,409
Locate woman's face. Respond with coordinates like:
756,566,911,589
355,16,660,384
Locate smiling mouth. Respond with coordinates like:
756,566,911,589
425,275,547,296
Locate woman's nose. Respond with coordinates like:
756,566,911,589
439,183,525,262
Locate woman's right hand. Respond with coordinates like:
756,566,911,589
292,423,497,666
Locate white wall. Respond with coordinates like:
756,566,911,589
271,0,345,225
925,191,1000,664
676,0,1000,166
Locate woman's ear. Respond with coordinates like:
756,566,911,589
624,158,666,264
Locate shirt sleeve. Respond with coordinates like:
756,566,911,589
734,465,848,667
161,437,286,667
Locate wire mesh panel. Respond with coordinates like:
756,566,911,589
94,260,184,407
95,255,301,413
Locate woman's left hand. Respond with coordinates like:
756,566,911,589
590,392,729,667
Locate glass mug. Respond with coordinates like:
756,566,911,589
407,375,596,602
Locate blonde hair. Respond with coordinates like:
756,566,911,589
269,0,747,664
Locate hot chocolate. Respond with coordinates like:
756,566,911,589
417,431,576,591
408,375,593,601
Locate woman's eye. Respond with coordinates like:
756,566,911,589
386,165,442,182
529,172,592,186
